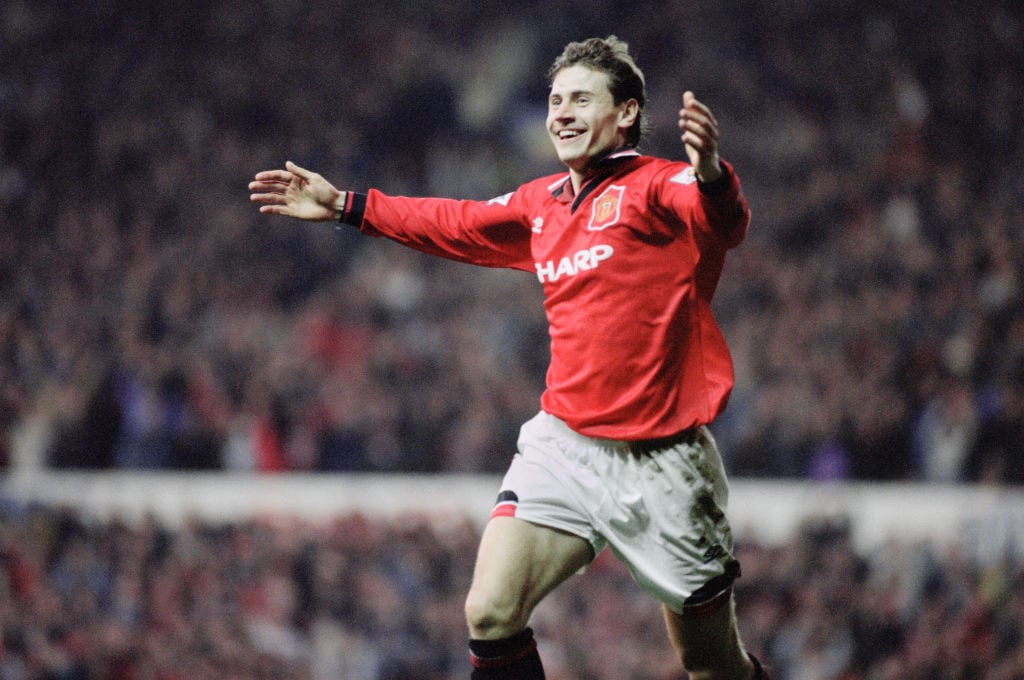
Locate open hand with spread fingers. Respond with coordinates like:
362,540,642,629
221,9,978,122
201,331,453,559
248,161,344,222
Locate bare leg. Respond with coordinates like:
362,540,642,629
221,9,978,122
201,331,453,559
465,516,594,639
464,517,594,678
662,591,756,680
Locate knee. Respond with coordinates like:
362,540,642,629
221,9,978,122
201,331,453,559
464,585,528,640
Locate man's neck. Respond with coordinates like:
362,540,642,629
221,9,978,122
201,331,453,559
566,146,639,193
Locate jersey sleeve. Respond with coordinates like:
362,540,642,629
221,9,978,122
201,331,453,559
352,189,535,272
655,160,751,249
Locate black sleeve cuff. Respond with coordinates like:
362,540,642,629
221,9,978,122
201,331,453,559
696,163,732,197
337,192,368,226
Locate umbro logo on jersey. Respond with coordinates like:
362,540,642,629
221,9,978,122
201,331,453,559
535,244,614,283
532,217,544,233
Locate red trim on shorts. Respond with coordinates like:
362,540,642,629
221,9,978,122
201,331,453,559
489,502,517,520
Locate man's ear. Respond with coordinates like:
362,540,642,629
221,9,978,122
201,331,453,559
619,99,640,129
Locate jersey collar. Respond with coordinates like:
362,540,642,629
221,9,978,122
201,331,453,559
550,147,642,203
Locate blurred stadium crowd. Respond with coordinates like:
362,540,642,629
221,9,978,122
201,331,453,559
1,501,1023,680
3,3,1024,678
1,0,1023,480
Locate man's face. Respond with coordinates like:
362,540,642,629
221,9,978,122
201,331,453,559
547,65,635,174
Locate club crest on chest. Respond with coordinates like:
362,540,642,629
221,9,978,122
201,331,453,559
588,184,625,231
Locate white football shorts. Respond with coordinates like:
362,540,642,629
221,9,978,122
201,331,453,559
491,410,739,614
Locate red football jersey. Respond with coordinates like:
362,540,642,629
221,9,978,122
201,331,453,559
349,150,750,439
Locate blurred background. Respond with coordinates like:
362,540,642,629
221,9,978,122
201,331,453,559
1,0,1023,677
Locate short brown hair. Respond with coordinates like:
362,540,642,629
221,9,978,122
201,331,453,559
547,36,648,147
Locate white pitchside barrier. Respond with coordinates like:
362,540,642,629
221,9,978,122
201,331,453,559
2,472,1023,562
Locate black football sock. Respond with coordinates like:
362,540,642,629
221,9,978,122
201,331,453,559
469,627,545,679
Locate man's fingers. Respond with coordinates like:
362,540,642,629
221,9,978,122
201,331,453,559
678,89,720,156
252,162,317,187
680,92,718,127
285,160,314,180
249,189,277,201
258,204,291,216
680,117,718,142
253,169,293,182
248,181,283,193
679,106,717,132
249,191,286,206
682,131,709,154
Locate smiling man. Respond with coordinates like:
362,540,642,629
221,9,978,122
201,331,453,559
249,36,765,679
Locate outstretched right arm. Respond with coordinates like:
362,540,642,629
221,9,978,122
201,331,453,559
250,160,535,272
248,161,346,222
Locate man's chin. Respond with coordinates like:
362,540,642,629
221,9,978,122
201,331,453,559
556,152,588,172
